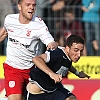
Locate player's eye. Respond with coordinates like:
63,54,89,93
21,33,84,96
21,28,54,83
74,49,79,52
26,4,30,6
33,4,36,7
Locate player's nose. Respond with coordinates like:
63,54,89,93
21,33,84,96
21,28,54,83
77,51,81,57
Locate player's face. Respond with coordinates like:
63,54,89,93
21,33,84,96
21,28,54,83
18,0,36,22
67,43,84,63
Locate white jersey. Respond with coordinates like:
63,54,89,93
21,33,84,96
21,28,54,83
4,14,54,69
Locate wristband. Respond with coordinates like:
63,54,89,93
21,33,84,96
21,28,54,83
75,70,79,76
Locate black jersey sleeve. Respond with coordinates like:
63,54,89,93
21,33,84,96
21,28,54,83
46,48,72,73
47,48,64,63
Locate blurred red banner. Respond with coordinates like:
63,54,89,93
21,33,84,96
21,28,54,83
62,78,100,100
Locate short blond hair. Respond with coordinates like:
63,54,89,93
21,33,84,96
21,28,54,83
18,0,23,4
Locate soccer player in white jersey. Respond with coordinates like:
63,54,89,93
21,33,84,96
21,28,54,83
0,0,60,100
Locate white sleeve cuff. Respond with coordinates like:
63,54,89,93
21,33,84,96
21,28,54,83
45,51,50,63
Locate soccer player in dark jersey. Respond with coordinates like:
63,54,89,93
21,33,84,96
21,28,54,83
25,34,90,100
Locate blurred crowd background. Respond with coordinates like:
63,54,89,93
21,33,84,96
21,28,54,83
0,0,100,56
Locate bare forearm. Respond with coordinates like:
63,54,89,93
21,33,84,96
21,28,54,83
32,55,62,82
69,66,90,79
32,57,54,76
81,6,88,12
0,34,8,42
0,27,8,42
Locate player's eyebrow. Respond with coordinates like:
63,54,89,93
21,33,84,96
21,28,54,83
71,47,79,50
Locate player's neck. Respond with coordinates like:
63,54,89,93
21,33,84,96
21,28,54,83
19,14,30,24
63,48,71,61
63,48,68,56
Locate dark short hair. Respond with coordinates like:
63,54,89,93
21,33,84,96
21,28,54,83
66,34,84,47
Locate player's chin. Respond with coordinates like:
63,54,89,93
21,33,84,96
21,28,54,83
27,14,34,20
73,59,79,63
27,16,33,20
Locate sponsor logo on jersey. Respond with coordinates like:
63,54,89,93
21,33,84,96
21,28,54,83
8,28,14,32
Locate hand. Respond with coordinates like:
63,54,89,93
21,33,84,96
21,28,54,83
47,42,58,50
49,72,62,83
78,71,90,79
81,6,88,12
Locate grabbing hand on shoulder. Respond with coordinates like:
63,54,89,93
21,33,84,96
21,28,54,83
47,41,58,50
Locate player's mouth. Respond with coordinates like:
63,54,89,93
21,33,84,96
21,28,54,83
28,11,34,15
75,57,80,61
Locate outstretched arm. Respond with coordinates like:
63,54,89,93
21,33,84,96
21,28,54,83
32,54,62,83
69,66,90,79
0,27,8,42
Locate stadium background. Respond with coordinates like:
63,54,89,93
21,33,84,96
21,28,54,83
0,0,100,100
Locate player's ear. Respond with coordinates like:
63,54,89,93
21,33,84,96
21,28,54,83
65,46,70,53
18,4,21,11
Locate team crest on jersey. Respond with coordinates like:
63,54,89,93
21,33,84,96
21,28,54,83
26,30,31,37
9,81,15,88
